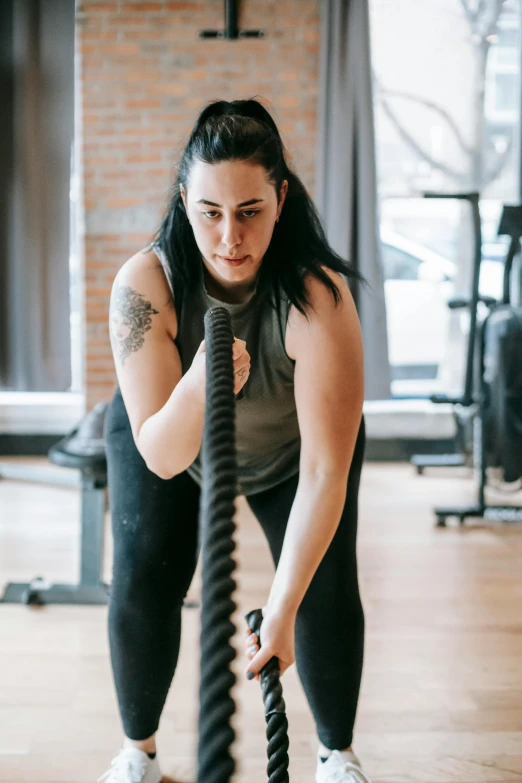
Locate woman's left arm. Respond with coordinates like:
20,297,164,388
246,270,364,678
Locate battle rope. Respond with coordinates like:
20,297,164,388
245,609,290,783
198,306,290,783
198,307,238,783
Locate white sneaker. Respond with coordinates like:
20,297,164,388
315,749,373,783
97,747,162,783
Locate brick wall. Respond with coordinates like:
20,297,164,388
77,0,320,408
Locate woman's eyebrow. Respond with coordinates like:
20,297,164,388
196,198,266,208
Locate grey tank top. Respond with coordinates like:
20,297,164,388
152,245,301,495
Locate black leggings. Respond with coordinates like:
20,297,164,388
104,387,366,750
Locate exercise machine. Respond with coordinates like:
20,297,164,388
434,205,522,526
1,403,109,605
410,192,496,474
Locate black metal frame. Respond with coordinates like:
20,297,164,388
199,0,264,39
433,205,522,526
434,314,522,527
1,465,108,605
411,191,486,474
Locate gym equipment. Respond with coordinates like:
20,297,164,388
1,403,109,605
434,204,522,526
245,609,290,783
199,306,289,783
410,192,496,474
0,369,241,607
197,307,238,783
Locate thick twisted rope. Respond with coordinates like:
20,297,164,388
197,306,290,783
198,307,238,783
245,609,290,783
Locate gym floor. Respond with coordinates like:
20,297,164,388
0,459,521,783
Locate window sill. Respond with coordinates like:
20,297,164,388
0,393,455,440
363,398,456,440
0,392,86,435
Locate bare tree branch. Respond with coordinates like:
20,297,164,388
378,94,465,183
478,0,490,25
483,0,506,40
375,83,474,158
459,0,506,40
374,0,511,191
458,0,480,33
482,132,514,186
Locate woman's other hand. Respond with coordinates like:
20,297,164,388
244,606,296,679
231,338,251,394
187,337,250,399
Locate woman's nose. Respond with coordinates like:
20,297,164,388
221,218,242,250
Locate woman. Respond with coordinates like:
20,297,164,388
101,98,370,783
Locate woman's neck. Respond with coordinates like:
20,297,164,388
203,268,258,305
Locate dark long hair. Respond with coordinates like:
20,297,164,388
151,98,366,318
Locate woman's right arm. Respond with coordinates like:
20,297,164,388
108,250,251,480
108,250,205,480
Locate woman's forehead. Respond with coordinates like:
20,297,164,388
188,160,271,200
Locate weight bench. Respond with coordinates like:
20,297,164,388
1,402,110,605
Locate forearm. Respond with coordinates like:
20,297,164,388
138,373,205,479
266,475,347,616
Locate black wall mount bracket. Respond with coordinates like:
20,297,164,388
199,0,264,39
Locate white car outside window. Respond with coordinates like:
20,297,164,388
381,230,504,375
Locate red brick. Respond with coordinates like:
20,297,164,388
104,196,142,208
125,100,162,109
149,83,189,96
125,2,164,11
165,2,204,9
80,0,320,406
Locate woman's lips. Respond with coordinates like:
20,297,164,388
219,255,247,266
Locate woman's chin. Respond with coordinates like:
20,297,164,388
202,254,261,285
216,258,258,279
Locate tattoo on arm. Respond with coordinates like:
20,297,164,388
109,284,159,366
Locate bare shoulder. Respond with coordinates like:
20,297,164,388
109,247,183,445
285,267,358,360
112,246,178,341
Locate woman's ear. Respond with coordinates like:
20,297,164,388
279,179,289,210
180,184,188,214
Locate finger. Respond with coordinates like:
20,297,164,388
246,646,273,679
234,373,249,391
232,338,246,358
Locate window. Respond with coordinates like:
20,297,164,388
381,245,421,281
370,0,521,397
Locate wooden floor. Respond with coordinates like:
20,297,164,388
1,458,522,782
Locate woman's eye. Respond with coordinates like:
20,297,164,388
202,211,259,219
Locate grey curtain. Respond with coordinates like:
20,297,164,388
315,0,391,400
0,0,74,391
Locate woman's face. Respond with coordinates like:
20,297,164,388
181,160,287,295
